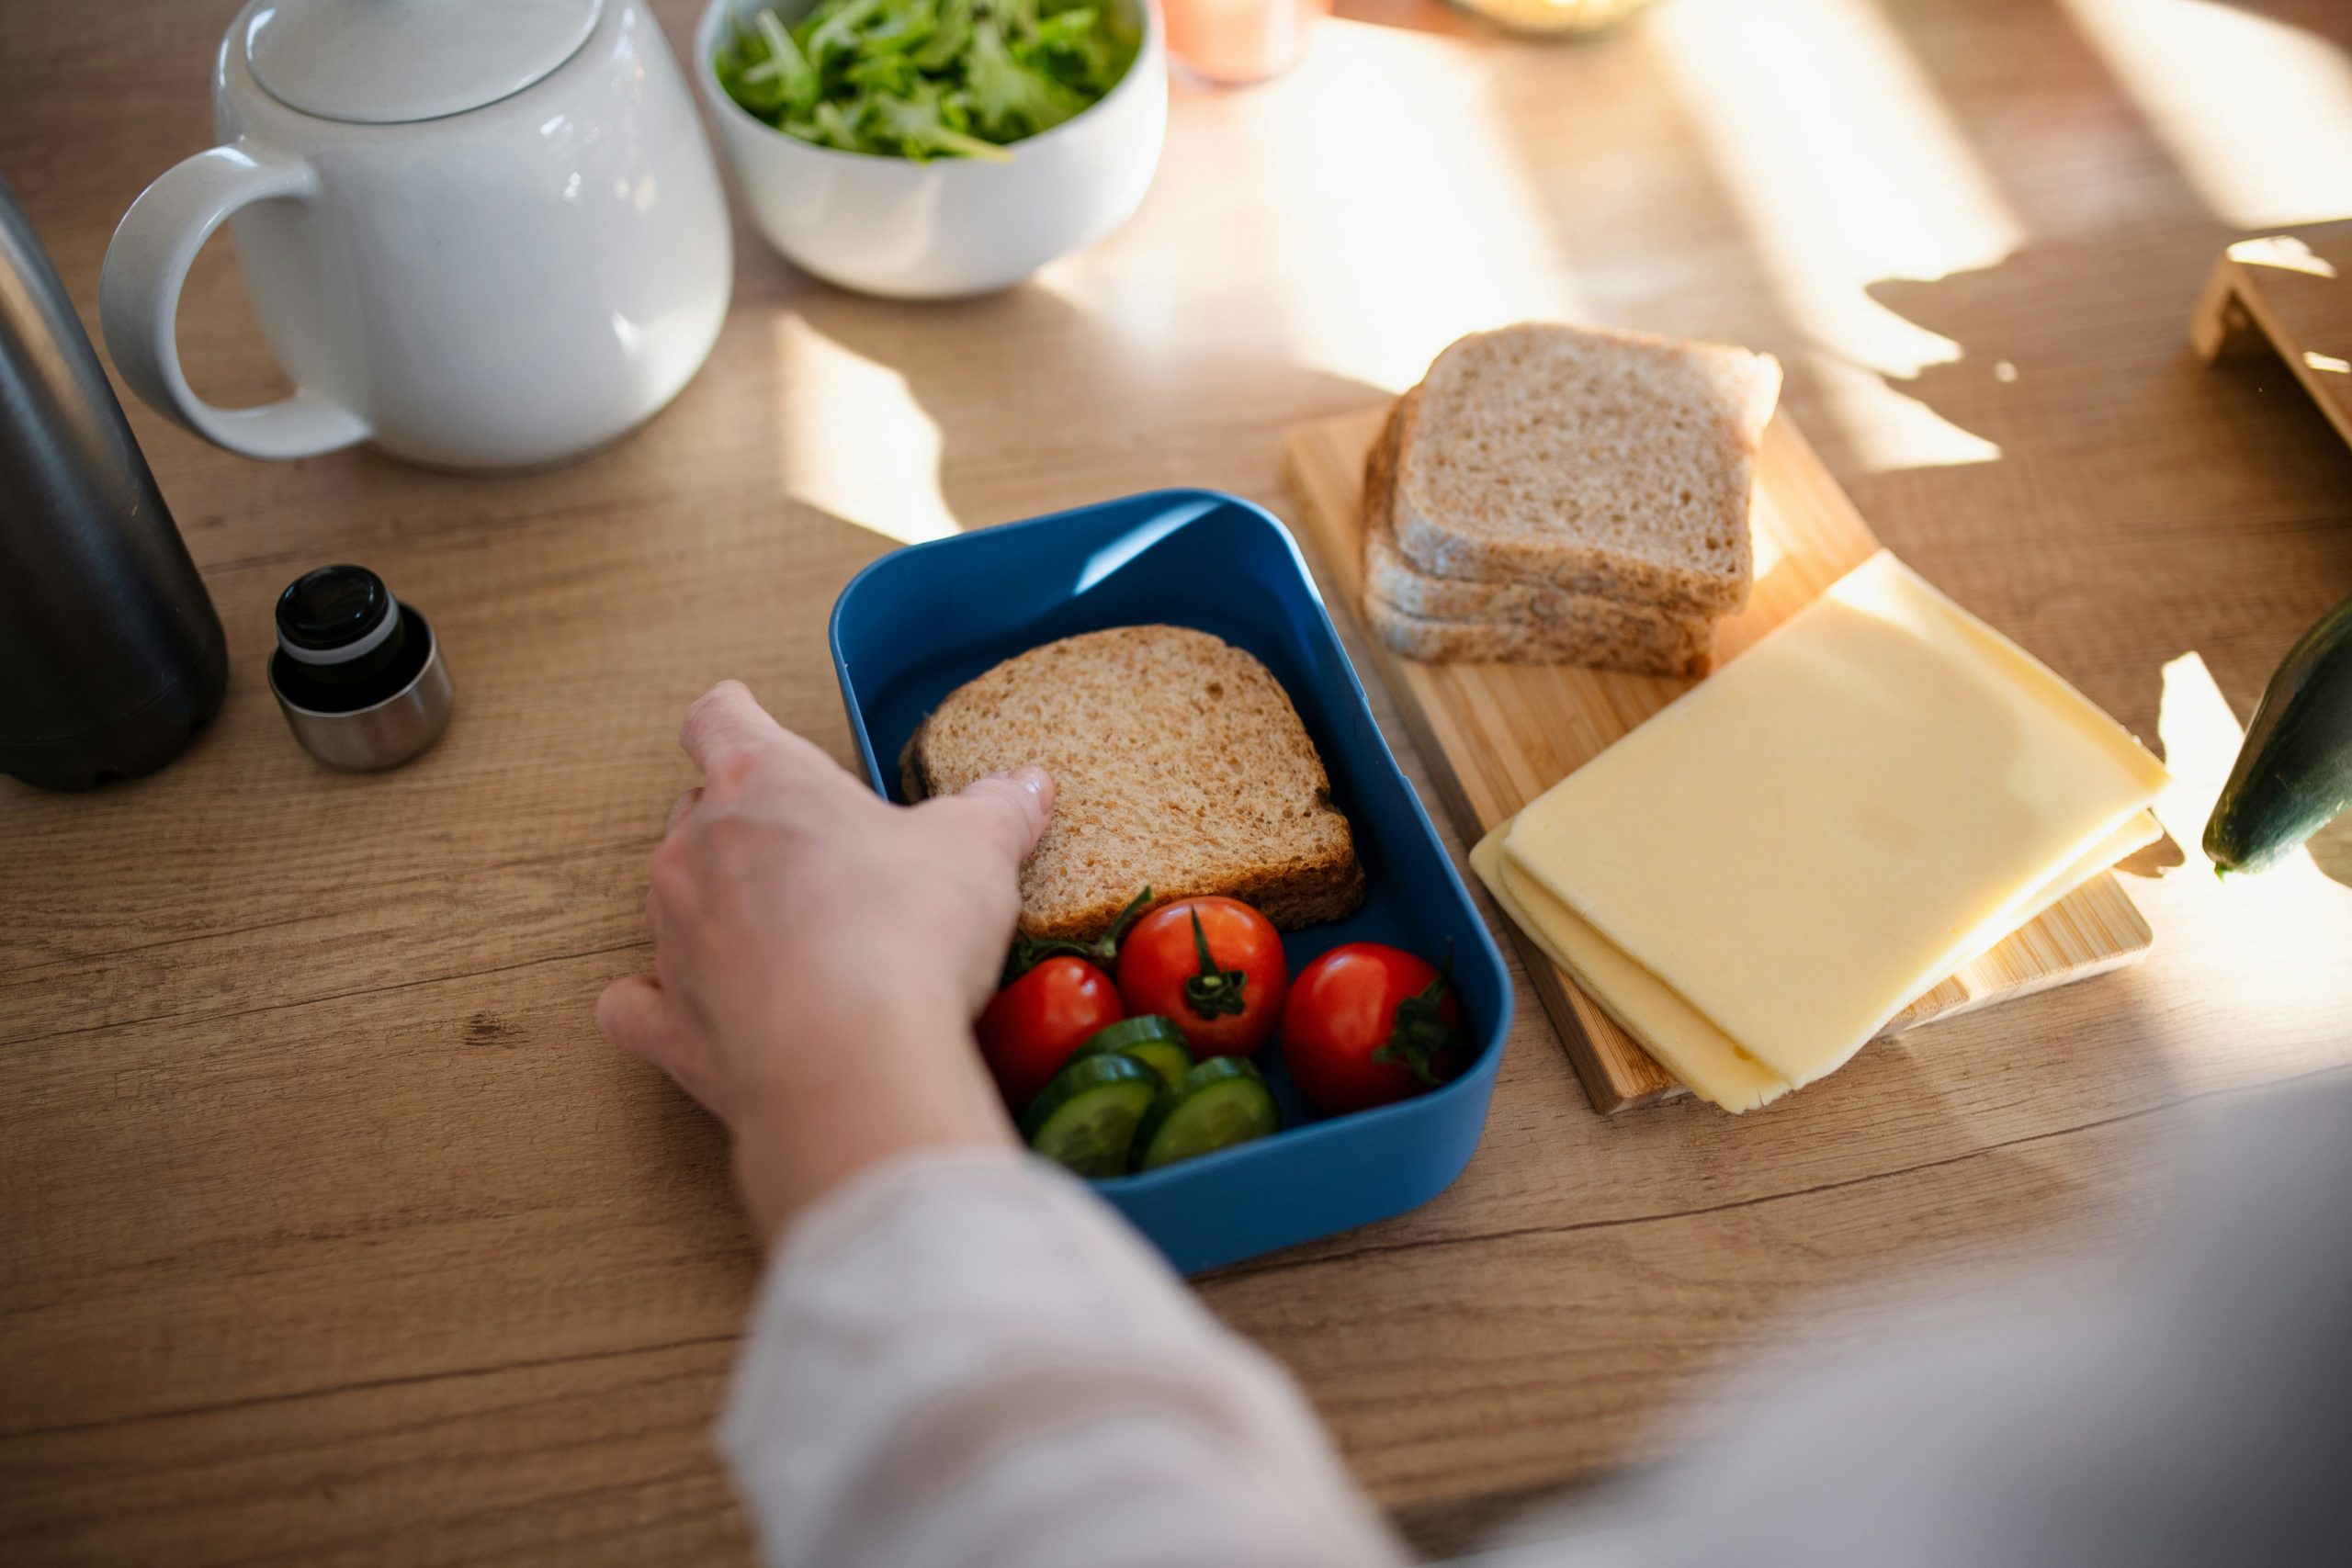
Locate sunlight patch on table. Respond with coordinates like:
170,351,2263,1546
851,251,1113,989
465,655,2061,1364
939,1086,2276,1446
2143,653,2352,1044
2152,653,2248,863
1028,24,1589,399
1250,22,1590,391
1813,358,2002,471
2064,0,2352,229
1654,0,2019,473
2153,652,2342,894
771,313,963,547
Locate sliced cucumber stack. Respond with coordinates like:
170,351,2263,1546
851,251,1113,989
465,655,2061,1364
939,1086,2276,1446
1020,1054,1161,1178
1131,1057,1282,1173
1068,1015,1193,1086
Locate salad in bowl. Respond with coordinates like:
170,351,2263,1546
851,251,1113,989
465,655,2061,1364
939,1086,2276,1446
695,0,1166,297
714,0,1143,162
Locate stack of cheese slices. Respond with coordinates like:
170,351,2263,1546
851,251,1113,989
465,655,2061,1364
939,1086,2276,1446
1362,321,1783,674
1469,552,2170,1111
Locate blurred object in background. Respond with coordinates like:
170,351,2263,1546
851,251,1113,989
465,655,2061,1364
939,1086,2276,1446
0,175,226,792
1451,0,1656,36
1165,0,1329,84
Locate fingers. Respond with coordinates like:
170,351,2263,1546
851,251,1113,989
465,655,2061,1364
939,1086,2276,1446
596,973,722,1111
679,681,785,781
595,973,675,1059
934,764,1056,865
665,786,704,837
678,680,860,794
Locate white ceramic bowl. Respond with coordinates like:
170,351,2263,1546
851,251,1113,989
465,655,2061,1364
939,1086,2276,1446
694,0,1166,299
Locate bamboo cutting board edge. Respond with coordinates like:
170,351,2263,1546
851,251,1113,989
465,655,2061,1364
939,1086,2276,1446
1282,405,2156,1113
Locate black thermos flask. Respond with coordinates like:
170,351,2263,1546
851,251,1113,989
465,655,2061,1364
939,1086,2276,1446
0,175,227,790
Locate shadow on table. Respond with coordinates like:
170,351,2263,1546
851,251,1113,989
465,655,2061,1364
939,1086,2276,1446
1863,240,2352,889
1865,242,2352,685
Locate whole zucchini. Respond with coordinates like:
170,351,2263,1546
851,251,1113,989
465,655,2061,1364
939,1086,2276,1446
2204,591,2352,874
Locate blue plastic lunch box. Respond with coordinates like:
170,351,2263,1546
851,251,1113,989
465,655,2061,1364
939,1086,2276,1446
830,491,1513,1272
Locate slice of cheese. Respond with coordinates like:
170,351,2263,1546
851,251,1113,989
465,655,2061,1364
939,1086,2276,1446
1985,810,2161,950
1472,810,2159,1112
1503,552,2169,1090
1472,829,1791,1111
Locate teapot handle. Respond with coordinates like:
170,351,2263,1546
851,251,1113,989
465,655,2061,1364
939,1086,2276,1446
100,141,371,461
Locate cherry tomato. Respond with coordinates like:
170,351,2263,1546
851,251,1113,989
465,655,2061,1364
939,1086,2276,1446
977,956,1124,1111
1281,942,1468,1116
1116,897,1287,1056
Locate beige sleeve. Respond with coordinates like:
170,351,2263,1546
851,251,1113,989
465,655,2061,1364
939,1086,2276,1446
718,1147,1407,1568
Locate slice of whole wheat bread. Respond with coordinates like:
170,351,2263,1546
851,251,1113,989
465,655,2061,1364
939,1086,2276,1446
1362,587,1714,673
1390,322,1778,613
906,625,1364,941
1362,391,1718,675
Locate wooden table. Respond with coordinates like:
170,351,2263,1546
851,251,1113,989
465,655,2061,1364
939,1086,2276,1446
7,1,2352,1560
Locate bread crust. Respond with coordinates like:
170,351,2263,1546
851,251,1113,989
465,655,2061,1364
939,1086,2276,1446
1363,392,1722,655
1362,591,1714,674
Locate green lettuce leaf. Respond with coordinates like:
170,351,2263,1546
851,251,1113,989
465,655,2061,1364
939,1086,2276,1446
713,0,1136,161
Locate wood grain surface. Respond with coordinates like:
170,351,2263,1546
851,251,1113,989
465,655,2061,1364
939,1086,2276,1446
1284,402,2155,1111
7,1,2352,1562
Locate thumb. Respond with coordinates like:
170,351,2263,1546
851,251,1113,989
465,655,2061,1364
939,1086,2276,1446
936,764,1056,865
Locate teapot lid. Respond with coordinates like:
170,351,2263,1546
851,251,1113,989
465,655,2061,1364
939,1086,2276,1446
244,0,605,124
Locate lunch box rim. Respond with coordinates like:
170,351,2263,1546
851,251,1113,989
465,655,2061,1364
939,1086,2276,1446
827,488,1513,1198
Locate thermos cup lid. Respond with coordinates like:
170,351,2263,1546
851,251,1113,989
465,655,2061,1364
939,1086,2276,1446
277,563,396,661
267,566,453,772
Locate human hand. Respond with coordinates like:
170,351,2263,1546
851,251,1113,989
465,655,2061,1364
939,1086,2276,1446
596,681,1051,1241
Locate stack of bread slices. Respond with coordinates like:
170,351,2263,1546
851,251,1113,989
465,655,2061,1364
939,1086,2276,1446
1361,322,1783,675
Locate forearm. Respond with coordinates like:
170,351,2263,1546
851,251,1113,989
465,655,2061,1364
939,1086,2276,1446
725,999,1018,1240
720,1147,1406,1568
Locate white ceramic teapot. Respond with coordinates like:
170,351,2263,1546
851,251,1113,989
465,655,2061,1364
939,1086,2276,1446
102,0,732,471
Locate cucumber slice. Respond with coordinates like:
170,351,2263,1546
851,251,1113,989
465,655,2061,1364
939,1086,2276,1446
1132,1057,1281,1173
1078,1014,1187,1053
1069,1015,1193,1085
1020,1054,1161,1178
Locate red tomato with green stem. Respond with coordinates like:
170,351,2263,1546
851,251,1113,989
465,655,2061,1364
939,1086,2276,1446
1281,942,1468,1115
975,889,1154,1111
976,956,1123,1111
1116,897,1287,1056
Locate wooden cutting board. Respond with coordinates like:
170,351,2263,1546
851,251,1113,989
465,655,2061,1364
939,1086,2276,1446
1283,406,2154,1113
2191,225,2352,453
